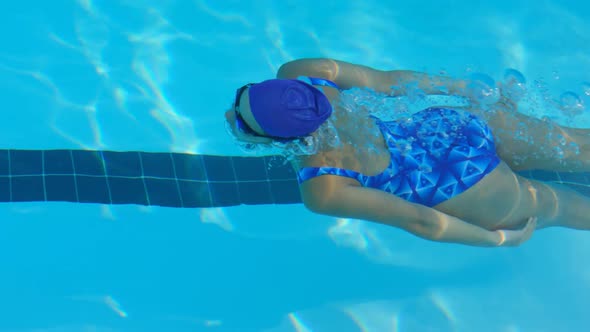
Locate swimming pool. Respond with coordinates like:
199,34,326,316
0,0,589,331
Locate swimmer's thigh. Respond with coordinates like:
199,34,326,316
433,162,540,230
467,105,584,171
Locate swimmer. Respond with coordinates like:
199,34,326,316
225,58,590,247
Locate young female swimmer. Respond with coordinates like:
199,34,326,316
225,58,590,247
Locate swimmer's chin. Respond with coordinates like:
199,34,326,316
235,134,274,144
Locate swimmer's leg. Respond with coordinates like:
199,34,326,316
515,173,590,230
435,162,590,230
467,99,590,172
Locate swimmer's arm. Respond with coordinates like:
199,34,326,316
302,183,502,247
277,58,388,91
277,58,470,96
387,70,470,97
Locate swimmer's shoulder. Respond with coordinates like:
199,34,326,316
294,153,361,211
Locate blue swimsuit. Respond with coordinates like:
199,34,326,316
297,78,501,207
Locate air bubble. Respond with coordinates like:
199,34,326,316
569,142,580,155
553,146,565,159
559,91,585,116
502,68,527,101
504,68,526,84
582,82,590,96
467,73,500,105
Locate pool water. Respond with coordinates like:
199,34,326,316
0,0,590,331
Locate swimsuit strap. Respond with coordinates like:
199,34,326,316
298,76,342,90
297,165,368,184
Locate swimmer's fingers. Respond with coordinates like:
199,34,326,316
520,216,537,244
497,217,537,247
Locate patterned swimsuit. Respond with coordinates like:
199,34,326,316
297,107,501,207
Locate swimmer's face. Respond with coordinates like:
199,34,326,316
225,85,273,144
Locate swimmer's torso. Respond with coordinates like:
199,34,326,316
297,87,501,208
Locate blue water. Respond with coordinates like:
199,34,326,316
1,0,590,331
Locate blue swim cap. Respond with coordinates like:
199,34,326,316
248,79,333,138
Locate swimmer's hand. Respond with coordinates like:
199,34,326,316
495,217,537,247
